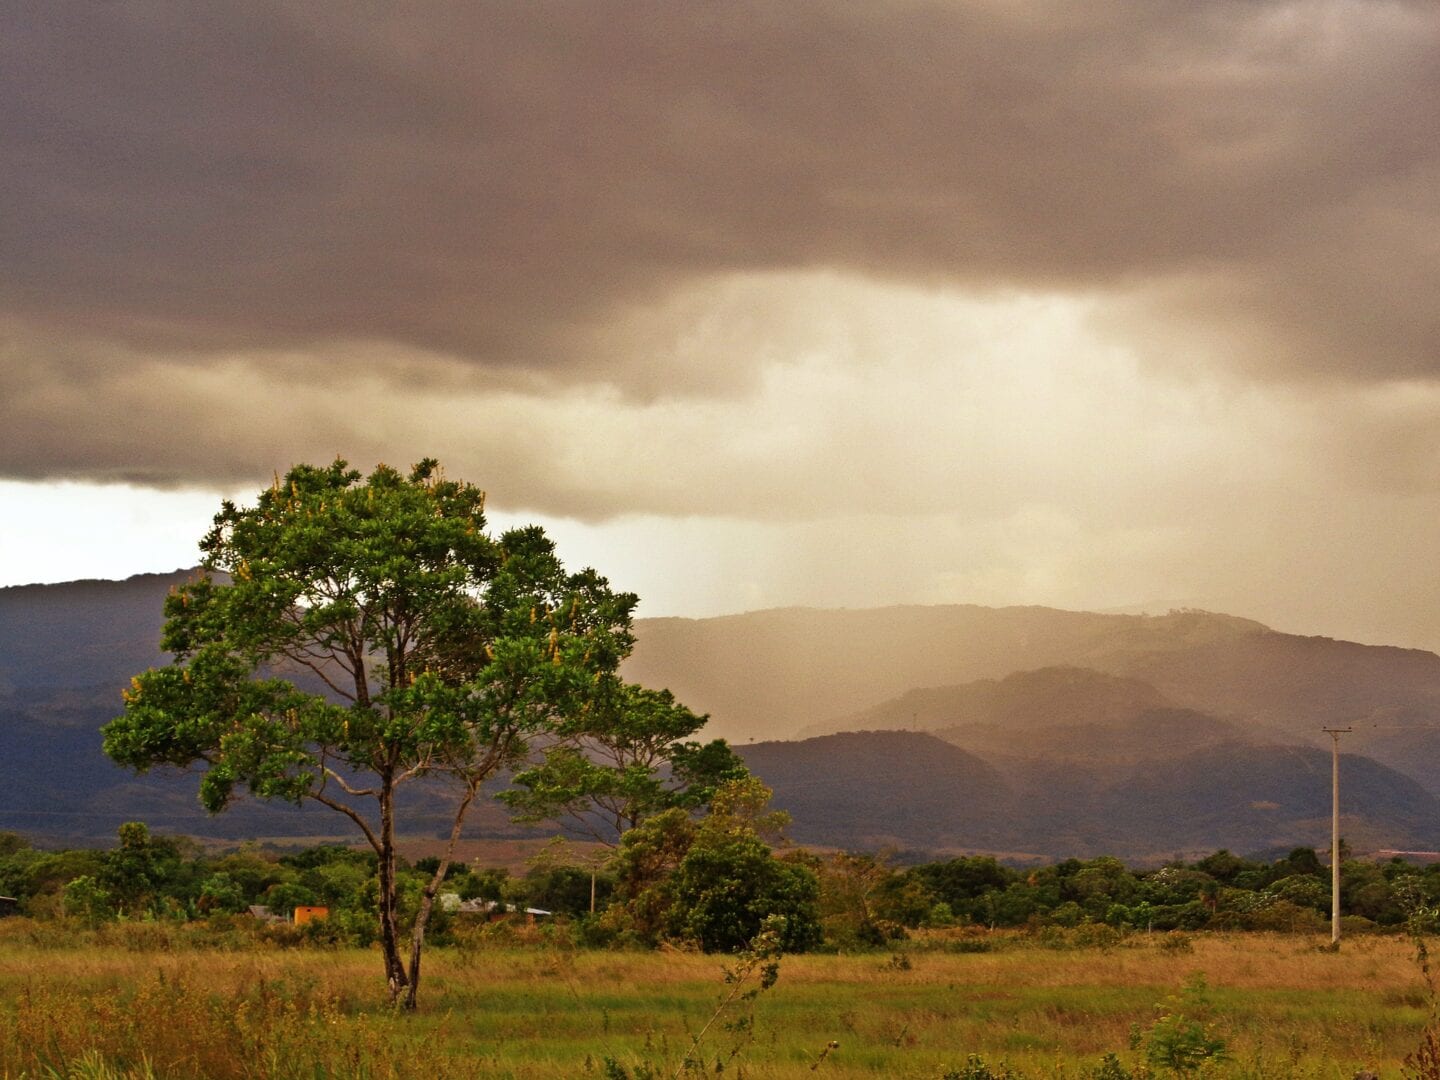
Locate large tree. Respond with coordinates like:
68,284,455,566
102,459,637,1007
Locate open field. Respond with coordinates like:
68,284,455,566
0,924,1431,1079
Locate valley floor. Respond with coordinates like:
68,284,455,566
0,926,1428,1078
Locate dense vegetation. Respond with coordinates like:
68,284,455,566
4,823,1438,949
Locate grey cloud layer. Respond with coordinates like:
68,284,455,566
4,0,1437,402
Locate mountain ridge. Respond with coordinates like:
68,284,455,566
4,572,1440,858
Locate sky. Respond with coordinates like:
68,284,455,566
3,1,1439,651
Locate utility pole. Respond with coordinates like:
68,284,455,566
1323,726,1352,945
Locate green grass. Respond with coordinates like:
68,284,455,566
0,923,1431,1078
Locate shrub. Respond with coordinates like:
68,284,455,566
940,1054,1026,1079
1138,973,1227,1074
1245,899,1327,933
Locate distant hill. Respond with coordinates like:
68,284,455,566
738,731,1012,853
5,573,1440,858
740,731,1440,861
793,666,1238,765
0,570,187,694
624,605,1270,745
798,666,1175,738
934,706,1240,768
629,606,1440,791
0,571,535,844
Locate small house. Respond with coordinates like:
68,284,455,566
292,905,329,926
451,899,551,925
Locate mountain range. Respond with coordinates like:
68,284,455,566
3,571,1438,861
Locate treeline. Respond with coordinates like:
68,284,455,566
4,818,1436,950
871,847,1437,937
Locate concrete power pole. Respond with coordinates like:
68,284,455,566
1322,726,1352,945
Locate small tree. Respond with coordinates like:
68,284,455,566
61,875,113,926
500,681,747,844
99,822,182,919
609,778,821,953
1139,973,1227,1074
103,459,638,1007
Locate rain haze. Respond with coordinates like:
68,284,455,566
3,1,1439,651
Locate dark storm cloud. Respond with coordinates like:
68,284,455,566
5,2,1437,351
2,0,1439,486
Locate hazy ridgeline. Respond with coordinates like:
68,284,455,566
9,574,1440,860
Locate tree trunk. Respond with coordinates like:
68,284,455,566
403,888,435,1012
376,783,409,1005
402,783,477,1010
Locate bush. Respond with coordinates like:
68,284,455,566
1340,914,1378,935
1158,931,1194,954
1245,899,1327,933
925,901,958,928
940,1054,1026,1079
1137,973,1227,1074
1083,1054,1141,1080
666,832,822,953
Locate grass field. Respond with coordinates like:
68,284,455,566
0,922,1431,1079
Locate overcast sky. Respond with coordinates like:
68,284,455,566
3,1,1439,651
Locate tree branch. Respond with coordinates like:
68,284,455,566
320,765,379,798
306,790,382,854
277,648,357,702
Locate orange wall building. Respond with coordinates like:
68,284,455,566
292,905,329,926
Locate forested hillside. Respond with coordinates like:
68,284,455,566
740,731,1440,861
5,573,1440,858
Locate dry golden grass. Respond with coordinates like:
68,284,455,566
0,923,1430,1078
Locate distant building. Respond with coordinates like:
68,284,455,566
292,905,329,926
450,898,551,924
0,896,18,917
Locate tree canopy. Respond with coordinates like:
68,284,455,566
605,778,822,953
103,458,641,1006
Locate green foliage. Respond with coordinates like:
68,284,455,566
106,458,636,816
608,779,822,953
1068,857,1139,910
668,831,821,953
1137,974,1227,1074
907,856,1018,922
1264,874,1327,912
195,872,247,915
1191,849,1258,887
100,458,644,1005
5,819,1434,962
939,1054,1025,1080
816,851,912,948
262,881,320,918
99,823,186,919
524,864,614,916
61,875,113,926
502,683,747,844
